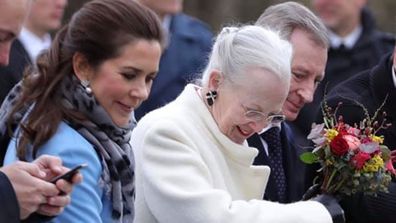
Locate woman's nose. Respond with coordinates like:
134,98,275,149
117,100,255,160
130,80,150,101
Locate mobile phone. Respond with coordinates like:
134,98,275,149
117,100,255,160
50,163,88,183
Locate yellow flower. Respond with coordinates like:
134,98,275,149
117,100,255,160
326,129,338,142
370,134,384,144
362,155,384,172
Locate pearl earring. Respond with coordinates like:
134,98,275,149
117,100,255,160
81,80,92,94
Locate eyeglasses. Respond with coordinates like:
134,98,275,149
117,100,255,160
243,105,285,125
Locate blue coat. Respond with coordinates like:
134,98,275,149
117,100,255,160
135,13,213,120
4,121,112,223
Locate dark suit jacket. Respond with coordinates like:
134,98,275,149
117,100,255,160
324,53,396,223
135,13,213,120
0,39,32,105
247,123,311,203
0,171,20,222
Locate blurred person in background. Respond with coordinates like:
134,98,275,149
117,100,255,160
247,1,328,203
291,0,395,148
0,0,68,105
0,0,81,222
1,0,163,222
135,0,213,120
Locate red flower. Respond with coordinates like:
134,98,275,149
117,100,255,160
330,135,349,156
351,152,371,169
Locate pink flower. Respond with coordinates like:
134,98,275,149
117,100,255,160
391,150,396,163
307,123,326,145
347,127,360,136
361,137,372,144
359,142,380,154
351,152,371,169
386,160,396,175
343,135,361,150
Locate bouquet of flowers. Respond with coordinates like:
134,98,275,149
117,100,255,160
301,99,396,197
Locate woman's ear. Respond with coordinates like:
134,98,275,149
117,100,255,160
72,52,92,81
208,70,224,90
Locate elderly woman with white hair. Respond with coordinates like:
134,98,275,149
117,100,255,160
131,25,344,223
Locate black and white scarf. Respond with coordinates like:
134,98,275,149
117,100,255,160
0,75,135,222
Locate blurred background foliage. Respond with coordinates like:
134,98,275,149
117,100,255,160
65,0,395,34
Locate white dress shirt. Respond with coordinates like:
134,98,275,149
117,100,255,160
258,123,282,155
328,25,363,49
18,27,51,64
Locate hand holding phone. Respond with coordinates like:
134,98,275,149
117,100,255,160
50,163,87,183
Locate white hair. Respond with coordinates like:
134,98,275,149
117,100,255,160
200,25,292,88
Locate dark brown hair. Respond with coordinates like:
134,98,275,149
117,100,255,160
9,0,164,159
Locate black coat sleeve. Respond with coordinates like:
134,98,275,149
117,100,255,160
0,171,20,223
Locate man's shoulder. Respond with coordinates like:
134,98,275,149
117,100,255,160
0,171,19,222
172,13,213,41
326,70,371,104
373,30,395,42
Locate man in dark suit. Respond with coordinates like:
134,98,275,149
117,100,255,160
0,39,31,105
0,0,68,104
135,0,213,120
247,2,329,203
323,46,396,223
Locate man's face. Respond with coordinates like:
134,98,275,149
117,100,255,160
282,28,327,121
27,0,68,34
0,0,30,66
312,0,366,33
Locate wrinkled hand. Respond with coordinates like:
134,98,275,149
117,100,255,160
313,194,345,223
33,155,83,216
0,161,60,219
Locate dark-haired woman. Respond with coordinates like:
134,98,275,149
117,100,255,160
1,0,164,222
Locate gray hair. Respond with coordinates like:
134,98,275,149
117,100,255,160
256,1,329,48
200,25,292,87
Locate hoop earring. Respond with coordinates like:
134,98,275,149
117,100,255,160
81,80,92,94
205,90,217,106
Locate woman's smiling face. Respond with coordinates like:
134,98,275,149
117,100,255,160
83,39,161,127
210,67,289,144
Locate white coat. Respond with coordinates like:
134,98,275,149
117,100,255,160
131,84,332,223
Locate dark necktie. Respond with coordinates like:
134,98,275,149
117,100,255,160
338,43,346,51
260,127,287,202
